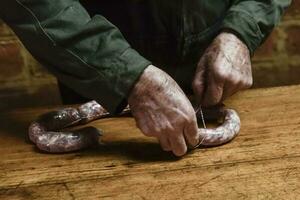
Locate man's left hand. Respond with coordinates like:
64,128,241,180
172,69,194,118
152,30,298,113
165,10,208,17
192,32,253,107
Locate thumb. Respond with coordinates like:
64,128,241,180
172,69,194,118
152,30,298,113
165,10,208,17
192,57,207,104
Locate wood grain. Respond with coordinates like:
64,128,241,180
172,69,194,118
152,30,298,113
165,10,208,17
0,85,300,199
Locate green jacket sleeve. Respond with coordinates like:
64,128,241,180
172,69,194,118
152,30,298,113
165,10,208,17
222,0,292,54
0,0,151,113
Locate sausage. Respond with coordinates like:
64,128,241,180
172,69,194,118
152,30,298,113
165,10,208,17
28,101,240,153
28,101,106,153
196,109,241,147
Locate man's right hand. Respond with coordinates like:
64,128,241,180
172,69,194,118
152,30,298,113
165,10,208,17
128,65,199,156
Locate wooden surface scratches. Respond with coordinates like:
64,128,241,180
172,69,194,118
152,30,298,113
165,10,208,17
0,85,300,199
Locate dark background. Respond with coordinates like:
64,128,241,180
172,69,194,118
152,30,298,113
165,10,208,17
0,1,299,111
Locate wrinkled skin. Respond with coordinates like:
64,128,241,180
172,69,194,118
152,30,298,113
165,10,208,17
192,32,253,107
128,65,199,157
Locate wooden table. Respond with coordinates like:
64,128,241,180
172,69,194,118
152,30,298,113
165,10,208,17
0,85,300,200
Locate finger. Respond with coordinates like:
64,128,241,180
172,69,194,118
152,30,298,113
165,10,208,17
169,133,187,157
183,116,199,148
134,112,158,137
242,76,253,90
202,74,225,107
221,80,239,102
137,122,152,137
192,58,207,103
158,136,172,152
222,74,252,102
134,117,155,137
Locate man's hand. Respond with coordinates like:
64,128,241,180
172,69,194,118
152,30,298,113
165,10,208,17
192,32,253,107
128,65,199,156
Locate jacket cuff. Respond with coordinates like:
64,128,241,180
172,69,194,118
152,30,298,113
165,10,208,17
221,10,263,55
96,48,151,114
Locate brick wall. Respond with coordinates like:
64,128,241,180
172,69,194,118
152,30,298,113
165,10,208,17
252,1,300,88
0,21,61,111
0,2,299,110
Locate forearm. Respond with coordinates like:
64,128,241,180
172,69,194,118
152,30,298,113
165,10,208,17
0,0,151,113
222,0,291,54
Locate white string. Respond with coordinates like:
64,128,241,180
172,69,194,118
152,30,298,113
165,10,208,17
192,105,207,149
196,105,207,129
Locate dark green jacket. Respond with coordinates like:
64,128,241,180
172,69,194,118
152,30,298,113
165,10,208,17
0,0,291,113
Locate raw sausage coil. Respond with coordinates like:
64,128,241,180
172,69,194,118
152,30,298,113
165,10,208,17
29,101,240,153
